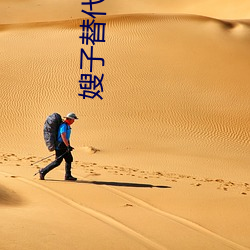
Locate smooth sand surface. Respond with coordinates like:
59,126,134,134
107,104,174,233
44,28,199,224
1,1,250,249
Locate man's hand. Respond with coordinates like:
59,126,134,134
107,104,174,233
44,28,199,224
67,146,74,152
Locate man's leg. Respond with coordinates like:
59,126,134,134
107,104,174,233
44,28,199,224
39,150,64,179
64,152,77,181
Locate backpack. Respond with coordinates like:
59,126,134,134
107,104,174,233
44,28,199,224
43,113,63,151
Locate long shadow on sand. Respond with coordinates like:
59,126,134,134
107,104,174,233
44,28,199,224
47,179,171,189
46,179,171,188
78,180,171,189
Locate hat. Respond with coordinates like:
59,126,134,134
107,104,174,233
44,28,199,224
64,112,78,120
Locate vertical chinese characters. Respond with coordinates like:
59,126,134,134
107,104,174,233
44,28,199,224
79,0,106,100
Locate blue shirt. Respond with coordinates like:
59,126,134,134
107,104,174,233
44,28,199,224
57,122,71,143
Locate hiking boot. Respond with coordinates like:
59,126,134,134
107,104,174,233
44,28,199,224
65,175,77,181
39,170,45,180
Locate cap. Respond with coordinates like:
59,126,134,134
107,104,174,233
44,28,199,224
64,112,78,120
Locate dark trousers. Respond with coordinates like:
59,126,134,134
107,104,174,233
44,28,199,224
41,149,73,177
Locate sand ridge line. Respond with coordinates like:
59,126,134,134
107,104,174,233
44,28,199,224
0,170,168,250
80,174,249,250
1,13,249,31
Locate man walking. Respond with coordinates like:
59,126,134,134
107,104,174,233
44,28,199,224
39,112,78,181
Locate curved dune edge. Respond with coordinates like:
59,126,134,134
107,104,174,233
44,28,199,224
1,0,250,24
0,13,250,31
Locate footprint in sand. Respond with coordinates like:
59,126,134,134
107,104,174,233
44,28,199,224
124,203,133,207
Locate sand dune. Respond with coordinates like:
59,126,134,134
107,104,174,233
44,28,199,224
1,14,250,179
1,1,250,250
1,0,250,24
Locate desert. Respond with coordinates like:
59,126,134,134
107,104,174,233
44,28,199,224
0,1,250,249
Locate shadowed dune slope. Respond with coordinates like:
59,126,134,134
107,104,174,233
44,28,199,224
0,184,23,206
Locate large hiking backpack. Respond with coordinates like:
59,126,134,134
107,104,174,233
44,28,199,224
43,113,63,151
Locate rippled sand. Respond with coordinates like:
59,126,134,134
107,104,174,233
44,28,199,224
1,1,250,249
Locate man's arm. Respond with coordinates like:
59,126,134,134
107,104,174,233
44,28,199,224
61,132,69,147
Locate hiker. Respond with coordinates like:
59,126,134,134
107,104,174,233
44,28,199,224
39,112,78,181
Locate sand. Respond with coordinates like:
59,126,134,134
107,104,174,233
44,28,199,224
1,0,250,249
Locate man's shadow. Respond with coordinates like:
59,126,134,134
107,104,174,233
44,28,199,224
46,178,171,188
76,180,171,189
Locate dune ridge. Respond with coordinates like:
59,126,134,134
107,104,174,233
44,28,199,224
1,13,250,30
1,0,250,25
